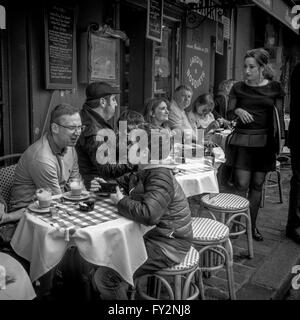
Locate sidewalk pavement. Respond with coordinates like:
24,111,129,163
189,160,300,300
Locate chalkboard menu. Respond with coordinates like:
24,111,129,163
146,0,164,42
45,4,76,89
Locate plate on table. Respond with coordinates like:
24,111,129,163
28,201,51,214
62,191,90,201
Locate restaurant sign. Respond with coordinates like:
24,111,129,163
44,4,76,89
146,0,164,42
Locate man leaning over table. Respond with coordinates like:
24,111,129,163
76,81,135,190
10,103,83,210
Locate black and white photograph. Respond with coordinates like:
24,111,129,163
1,0,300,311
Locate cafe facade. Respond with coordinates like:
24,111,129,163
0,0,299,156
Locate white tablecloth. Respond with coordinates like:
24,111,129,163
0,253,36,300
211,129,232,150
10,198,149,286
175,159,219,197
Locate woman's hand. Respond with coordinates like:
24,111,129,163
206,120,220,132
110,186,124,204
235,108,254,124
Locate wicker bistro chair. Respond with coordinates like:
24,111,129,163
133,246,200,300
0,154,21,211
191,217,236,300
261,160,283,208
200,193,254,259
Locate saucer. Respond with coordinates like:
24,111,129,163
62,191,90,201
28,201,51,214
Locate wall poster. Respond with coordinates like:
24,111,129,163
89,34,117,81
44,4,76,89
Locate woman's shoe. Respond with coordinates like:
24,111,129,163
252,228,263,241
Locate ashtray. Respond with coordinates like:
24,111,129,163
79,198,95,212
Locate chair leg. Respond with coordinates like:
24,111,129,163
195,269,205,300
224,239,236,300
277,170,283,204
245,209,254,259
174,274,182,300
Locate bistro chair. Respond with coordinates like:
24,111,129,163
133,246,200,300
0,154,21,211
200,193,254,259
261,160,283,208
191,217,236,300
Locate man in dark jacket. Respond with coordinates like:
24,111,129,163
76,82,134,189
92,124,193,299
286,62,300,244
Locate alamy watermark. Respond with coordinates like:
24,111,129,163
95,121,206,165
0,265,6,290
291,265,300,290
292,6,300,30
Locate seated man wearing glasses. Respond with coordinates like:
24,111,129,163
10,103,83,210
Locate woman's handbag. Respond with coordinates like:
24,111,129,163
228,128,268,148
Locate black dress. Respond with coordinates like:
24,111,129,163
226,81,285,172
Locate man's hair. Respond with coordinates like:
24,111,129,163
143,98,170,123
175,84,193,95
192,93,214,113
50,103,79,124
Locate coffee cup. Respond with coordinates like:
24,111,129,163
36,188,52,208
70,178,83,196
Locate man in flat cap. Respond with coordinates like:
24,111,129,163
76,81,134,189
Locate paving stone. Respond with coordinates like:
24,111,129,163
252,240,300,294
236,283,275,300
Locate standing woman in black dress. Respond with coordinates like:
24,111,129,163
226,48,285,241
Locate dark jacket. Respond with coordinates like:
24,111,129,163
76,103,133,188
116,166,193,263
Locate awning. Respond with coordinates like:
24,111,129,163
0,5,5,29
252,0,298,34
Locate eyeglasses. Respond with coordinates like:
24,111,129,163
54,123,86,132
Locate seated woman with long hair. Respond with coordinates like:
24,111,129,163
187,93,220,138
143,98,171,129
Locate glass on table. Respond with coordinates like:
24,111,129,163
69,177,83,196
36,188,52,209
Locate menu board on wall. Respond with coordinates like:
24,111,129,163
146,0,164,42
45,4,76,89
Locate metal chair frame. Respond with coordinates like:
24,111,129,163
201,195,254,259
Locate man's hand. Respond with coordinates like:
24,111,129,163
110,186,124,204
235,108,254,124
90,177,107,192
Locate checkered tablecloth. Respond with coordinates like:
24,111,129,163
29,198,119,230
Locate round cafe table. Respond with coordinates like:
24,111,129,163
0,252,36,300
